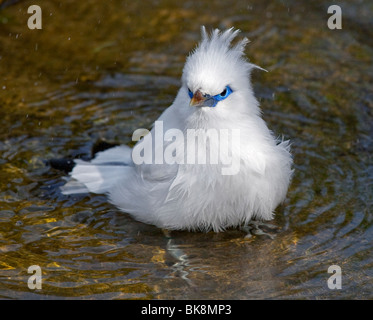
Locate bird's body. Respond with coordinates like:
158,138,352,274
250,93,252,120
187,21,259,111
61,27,293,232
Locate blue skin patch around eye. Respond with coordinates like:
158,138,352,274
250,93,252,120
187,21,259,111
188,88,193,99
188,86,233,107
213,86,233,103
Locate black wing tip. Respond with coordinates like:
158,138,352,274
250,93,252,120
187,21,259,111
47,158,75,173
47,139,119,173
91,140,120,157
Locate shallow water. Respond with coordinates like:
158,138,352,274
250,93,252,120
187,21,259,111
0,0,372,299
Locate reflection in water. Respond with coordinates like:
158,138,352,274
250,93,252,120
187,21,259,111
0,0,372,299
166,238,195,287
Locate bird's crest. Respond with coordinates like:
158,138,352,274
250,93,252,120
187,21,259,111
197,26,249,59
183,26,266,95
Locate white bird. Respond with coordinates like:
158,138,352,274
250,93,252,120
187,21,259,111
60,27,293,232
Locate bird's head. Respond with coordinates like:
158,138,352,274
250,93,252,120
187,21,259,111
181,26,265,115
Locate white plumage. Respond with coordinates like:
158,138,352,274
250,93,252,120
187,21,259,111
61,27,293,232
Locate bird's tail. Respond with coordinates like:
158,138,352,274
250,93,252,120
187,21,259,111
60,160,130,195
52,145,133,195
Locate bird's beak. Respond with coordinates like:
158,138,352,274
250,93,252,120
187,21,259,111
190,90,205,107
190,90,215,107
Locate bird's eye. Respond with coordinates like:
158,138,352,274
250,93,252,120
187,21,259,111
214,86,233,101
188,88,193,99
